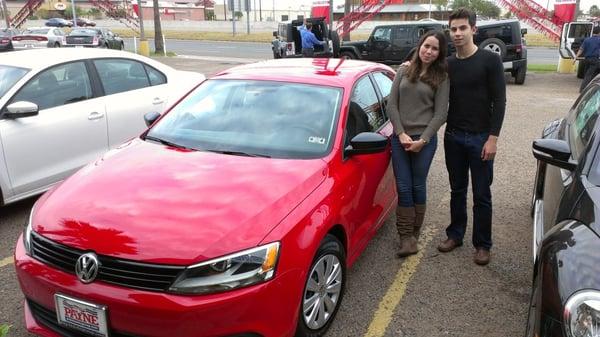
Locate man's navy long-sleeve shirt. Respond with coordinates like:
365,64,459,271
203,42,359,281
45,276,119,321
447,49,506,136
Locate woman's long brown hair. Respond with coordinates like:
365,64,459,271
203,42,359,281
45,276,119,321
405,31,448,90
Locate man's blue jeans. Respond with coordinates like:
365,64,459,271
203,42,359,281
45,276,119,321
444,127,494,250
391,135,438,207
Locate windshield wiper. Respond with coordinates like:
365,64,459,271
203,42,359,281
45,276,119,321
205,149,271,158
144,135,194,151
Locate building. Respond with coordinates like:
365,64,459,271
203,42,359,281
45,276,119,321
333,0,451,21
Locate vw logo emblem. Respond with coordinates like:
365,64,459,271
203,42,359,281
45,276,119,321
75,253,100,284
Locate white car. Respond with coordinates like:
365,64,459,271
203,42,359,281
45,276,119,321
0,48,205,205
11,27,66,49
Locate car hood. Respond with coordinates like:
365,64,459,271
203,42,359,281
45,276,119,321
34,138,327,265
342,40,367,47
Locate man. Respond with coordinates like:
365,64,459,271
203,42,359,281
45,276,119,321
300,22,326,57
436,8,506,266
575,26,600,93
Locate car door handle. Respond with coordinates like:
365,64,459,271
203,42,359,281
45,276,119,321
152,97,164,105
88,112,105,120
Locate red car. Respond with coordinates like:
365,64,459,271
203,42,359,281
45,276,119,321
15,58,397,337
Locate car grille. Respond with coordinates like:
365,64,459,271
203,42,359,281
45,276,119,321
27,299,137,337
66,36,93,44
31,232,185,292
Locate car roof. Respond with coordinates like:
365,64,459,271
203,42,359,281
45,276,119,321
212,58,393,89
0,48,147,69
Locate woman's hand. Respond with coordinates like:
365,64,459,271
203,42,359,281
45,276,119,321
399,133,413,149
407,139,426,152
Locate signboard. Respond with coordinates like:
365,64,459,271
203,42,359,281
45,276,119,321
227,0,250,11
54,2,66,10
554,0,576,23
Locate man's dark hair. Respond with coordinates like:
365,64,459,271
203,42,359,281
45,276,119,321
306,22,313,30
449,8,476,27
593,26,600,35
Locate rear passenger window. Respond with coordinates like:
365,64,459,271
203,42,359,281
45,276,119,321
10,61,92,110
372,72,393,116
350,76,386,133
570,86,600,158
94,59,150,95
145,65,167,86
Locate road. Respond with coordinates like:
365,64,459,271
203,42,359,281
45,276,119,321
0,56,582,337
123,38,561,65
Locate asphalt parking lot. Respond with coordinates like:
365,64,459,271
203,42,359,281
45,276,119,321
0,57,582,337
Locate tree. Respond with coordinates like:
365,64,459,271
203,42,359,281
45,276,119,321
450,0,501,19
234,11,243,20
153,0,164,53
590,5,600,17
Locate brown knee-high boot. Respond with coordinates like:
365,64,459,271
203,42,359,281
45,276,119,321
414,204,426,238
396,206,417,257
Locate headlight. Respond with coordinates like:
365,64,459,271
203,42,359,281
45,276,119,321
564,290,600,337
23,206,34,256
169,242,280,295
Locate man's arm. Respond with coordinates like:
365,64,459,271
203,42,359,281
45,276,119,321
482,54,506,161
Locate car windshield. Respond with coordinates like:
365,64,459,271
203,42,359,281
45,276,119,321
70,29,97,35
25,28,49,34
0,65,29,99
146,79,342,159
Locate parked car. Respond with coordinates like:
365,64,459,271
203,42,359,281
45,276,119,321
338,19,527,84
272,17,340,58
65,28,123,49
71,17,96,27
11,27,66,49
14,58,397,337
527,74,600,336
0,48,204,206
559,19,600,78
0,28,20,52
45,17,73,27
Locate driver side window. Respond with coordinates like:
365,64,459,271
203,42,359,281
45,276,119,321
570,85,600,159
373,27,391,42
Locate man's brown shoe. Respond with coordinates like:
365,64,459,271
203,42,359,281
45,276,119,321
437,238,462,253
474,248,491,265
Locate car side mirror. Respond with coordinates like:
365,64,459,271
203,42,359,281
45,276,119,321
273,31,278,37
521,28,527,37
3,101,39,119
345,132,388,156
144,111,161,127
532,139,577,171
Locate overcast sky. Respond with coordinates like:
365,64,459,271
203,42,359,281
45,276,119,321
259,0,596,14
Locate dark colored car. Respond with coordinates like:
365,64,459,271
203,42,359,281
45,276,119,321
45,18,73,28
527,74,600,336
0,28,20,52
476,20,527,84
272,17,340,59
64,28,124,49
71,18,97,27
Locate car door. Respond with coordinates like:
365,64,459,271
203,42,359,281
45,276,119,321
341,73,394,254
542,84,600,234
559,22,593,59
365,26,392,62
92,58,168,148
0,61,107,196
390,26,414,62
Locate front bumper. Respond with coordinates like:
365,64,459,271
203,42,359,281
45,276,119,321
15,234,300,337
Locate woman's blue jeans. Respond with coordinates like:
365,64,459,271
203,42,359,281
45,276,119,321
390,134,438,207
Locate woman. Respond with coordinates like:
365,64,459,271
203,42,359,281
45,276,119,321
387,30,449,257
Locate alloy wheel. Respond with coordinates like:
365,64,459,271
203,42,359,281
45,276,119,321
302,254,343,330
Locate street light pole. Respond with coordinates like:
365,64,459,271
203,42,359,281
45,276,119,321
428,0,432,19
272,0,274,22
0,0,10,28
71,0,77,26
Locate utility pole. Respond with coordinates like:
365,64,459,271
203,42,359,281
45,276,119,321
343,0,350,41
574,0,580,20
1,0,9,28
71,0,77,26
329,0,333,32
272,0,274,22
246,0,250,34
259,0,261,21
232,0,236,36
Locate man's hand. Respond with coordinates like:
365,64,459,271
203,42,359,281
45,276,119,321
481,135,498,161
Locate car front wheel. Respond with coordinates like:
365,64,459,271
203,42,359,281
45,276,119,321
340,51,356,60
296,234,346,337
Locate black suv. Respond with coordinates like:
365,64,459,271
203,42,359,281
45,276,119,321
476,20,527,84
339,19,527,84
271,17,340,58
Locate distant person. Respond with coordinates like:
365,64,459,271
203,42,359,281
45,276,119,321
575,26,600,92
387,30,450,258
300,22,326,57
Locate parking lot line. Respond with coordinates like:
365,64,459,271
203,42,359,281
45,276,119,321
0,256,14,268
364,194,449,337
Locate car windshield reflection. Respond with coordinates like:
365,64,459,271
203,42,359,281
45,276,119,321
0,65,29,98
146,79,342,159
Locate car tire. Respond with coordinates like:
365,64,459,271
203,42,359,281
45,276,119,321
340,51,356,60
577,61,585,79
54,42,60,48
480,38,507,59
120,42,124,50
295,234,346,337
329,30,340,58
514,64,526,85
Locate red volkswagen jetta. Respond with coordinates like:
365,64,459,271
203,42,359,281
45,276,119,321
15,58,397,337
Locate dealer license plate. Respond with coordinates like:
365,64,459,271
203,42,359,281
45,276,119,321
55,294,109,337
